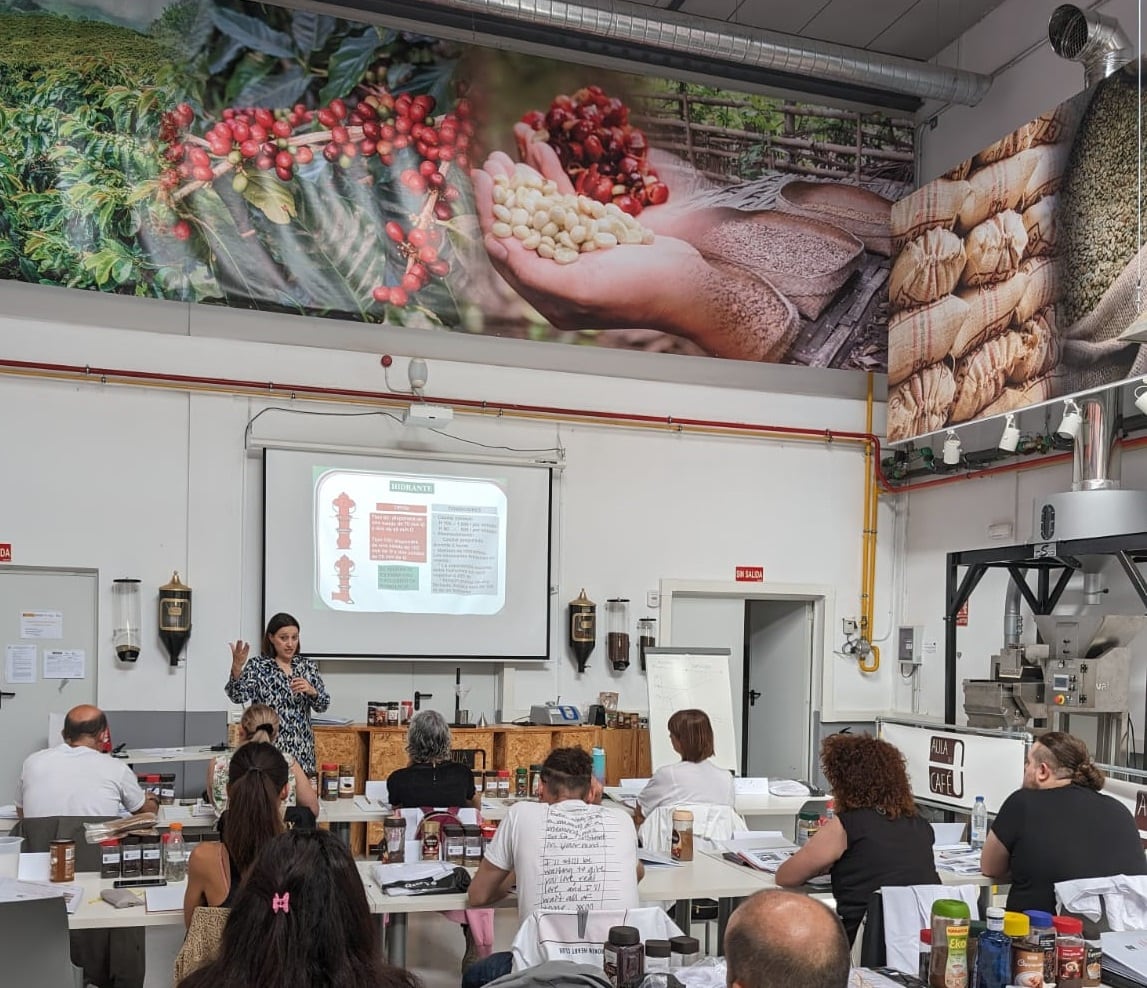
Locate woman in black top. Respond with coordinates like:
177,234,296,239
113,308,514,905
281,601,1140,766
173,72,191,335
982,731,1146,913
776,733,939,943
387,709,477,808
387,709,490,971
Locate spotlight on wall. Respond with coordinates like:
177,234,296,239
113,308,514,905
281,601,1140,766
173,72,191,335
1135,378,1147,416
1057,399,1083,439
999,413,1020,452
942,429,962,466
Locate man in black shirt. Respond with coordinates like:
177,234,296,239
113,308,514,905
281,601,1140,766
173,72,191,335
982,731,1145,913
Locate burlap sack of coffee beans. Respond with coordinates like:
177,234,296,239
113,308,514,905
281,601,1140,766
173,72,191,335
973,104,1081,168
887,362,957,439
956,154,1038,233
951,334,1014,421
951,272,1029,359
1022,197,1056,258
891,179,972,249
980,374,1056,417
961,210,1027,288
1007,310,1060,383
1014,256,1061,325
887,294,969,386
889,228,967,311
1016,144,1069,210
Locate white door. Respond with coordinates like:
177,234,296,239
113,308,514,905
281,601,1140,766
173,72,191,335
0,567,98,798
744,599,814,780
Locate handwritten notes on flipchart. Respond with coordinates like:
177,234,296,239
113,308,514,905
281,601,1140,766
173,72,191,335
646,649,737,773
538,803,624,910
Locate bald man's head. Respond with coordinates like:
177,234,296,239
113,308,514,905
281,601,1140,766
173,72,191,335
724,891,850,988
62,705,108,746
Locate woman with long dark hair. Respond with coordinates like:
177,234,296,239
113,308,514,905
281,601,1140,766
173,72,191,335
775,732,939,944
180,829,422,988
183,741,288,927
225,612,330,775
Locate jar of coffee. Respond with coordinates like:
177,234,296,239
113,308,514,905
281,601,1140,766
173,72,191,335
382,815,406,864
463,824,482,862
421,820,441,861
604,925,643,988
444,824,465,865
158,773,176,805
121,835,142,877
529,764,543,797
320,763,339,801
338,763,355,798
515,767,528,798
140,833,162,877
473,771,485,795
100,839,121,879
671,809,694,861
496,770,510,798
49,839,75,883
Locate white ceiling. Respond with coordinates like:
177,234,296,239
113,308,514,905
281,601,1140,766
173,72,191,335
628,0,1010,60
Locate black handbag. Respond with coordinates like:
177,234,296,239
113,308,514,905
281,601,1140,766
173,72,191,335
379,865,472,896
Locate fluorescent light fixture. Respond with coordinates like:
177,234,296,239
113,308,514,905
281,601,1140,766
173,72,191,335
999,413,1020,452
942,429,961,466
1056,399,1083,440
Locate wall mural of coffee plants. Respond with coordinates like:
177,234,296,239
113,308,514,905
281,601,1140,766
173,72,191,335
0,0,916,370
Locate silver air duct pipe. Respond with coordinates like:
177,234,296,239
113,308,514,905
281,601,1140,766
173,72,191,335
1073,390,1122,491
373,0,992,106
1049,4,1134,86
1004,581,1024,646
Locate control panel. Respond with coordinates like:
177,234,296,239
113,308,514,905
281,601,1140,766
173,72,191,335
1045,658,1126,712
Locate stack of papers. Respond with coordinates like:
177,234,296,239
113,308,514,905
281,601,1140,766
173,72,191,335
145,883,186,912
768,780,811,797
723,841,832,886
733,778,770,796
0,804,18,819
934,845,983,875
311,715,354,725
1103,932,1147,986
0,877,83,913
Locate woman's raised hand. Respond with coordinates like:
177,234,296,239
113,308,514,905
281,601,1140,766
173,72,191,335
229,640,250,676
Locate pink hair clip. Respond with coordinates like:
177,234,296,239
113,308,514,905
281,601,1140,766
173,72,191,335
271,892,290,914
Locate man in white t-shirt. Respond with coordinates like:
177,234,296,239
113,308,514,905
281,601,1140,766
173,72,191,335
463,746,644,987
16,705,157,818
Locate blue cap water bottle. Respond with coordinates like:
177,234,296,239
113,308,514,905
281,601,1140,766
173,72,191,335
592,746,606,784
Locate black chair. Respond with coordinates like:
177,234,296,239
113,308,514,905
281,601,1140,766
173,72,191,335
859,890,887,966
450,748,487,771
0,897,85,988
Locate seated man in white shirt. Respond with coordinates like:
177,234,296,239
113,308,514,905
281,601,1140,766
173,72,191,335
463,746,645,988
17,704,158,818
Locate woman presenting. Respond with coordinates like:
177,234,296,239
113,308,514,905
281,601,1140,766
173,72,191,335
225,612,329,776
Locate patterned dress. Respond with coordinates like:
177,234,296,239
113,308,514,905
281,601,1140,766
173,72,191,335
224,654,330,774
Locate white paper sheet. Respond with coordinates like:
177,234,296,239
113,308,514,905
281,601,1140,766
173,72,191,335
20,610,62,639
0,877,82,912
43,648,85,679
145,882,186,912
5,644,36,684
733,777,770,795
767,779,811,797
931,822,967,845
619,778,651,792
364,781,389,804
17,852,50,881
637,847,681,867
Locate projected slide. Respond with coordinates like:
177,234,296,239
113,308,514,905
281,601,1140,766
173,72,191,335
314,468,507,615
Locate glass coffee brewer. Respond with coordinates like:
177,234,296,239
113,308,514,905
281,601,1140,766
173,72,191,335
112,578,142,662
606,598,630,671
637,617,656,671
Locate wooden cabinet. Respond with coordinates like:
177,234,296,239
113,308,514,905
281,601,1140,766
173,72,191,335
315,723,651,794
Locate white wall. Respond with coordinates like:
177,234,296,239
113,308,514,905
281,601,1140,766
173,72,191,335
0,283,900,731
897,449,1147,741
922,0,1137,182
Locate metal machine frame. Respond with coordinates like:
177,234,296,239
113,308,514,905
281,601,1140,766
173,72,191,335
944,531,1147,727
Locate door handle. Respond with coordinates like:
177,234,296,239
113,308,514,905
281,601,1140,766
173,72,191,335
0,691,14,709
747,689,761,707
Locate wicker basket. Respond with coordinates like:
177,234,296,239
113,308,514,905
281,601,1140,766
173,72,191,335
693,208,865,320
775,180,894,256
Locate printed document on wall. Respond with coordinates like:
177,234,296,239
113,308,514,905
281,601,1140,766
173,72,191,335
5,643,36,684
20,610,62,639
43,649,85,679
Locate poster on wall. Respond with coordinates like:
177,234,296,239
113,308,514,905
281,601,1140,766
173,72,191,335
0,0,913,372
887,63,1147,443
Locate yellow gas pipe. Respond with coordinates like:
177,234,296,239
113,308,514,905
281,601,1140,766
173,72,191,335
858,372,880,673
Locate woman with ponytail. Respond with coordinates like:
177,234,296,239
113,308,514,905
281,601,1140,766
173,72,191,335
183,742,290,927
982,730,1146,912
179,829,421,988
207,705,318,815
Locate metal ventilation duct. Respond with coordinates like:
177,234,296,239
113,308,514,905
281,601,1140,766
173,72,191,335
340,0,992,107
1049,4,1134,86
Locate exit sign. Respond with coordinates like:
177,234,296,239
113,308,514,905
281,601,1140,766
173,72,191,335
0,544,10,562
735,566,764,582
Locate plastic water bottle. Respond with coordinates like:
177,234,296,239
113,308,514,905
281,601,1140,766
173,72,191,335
975,906,1012,988
592,746,606,784
970,796,988,851
164,822,187,882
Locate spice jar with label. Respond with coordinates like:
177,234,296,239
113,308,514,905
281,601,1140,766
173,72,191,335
1007,912,1042,988
443,824,466,865
121,835,142,877
463,824,482,863
320,763,340,801
338,764,355,799
100,838,121,879
645,940,671,975
49,839,75,883
796,810,820,846
515,767,528,798
529,764,543,797
383,815,406,864
159,773,176,805
140,833,163,877
1023,910,1056,987
671,809,694,861
669,936,701,968
929,899,971,988
483,770,497,795
603,925,643,988
496,770,511,798
421,820,441,861
473,771,485,795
